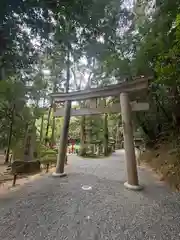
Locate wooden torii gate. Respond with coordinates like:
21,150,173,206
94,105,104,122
51,77,150,190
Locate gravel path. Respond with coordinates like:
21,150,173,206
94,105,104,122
0,150,180,239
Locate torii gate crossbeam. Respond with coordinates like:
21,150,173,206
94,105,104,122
51,78,149,102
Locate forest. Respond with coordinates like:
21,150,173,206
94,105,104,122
0,0,180,186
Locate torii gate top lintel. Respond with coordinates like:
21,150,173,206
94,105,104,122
50,77,150,102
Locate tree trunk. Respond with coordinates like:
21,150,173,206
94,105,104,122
40,114,44,142
45,106,52,145
24,122,36,161
115,118,122,149
0,67,5,81
50,81,58,147
79,116,86,156
169,85,180,126
86,116,92,153
55,45,71,174
103,113,109,156
5,104,15,163
51,117,56,147
23,123,29,157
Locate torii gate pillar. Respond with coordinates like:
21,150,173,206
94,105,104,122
120,92,143,190
52,101,71,177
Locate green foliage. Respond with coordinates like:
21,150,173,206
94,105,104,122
97,0,180,143
155,13,180,87
3,0,180,153
39,148,57,164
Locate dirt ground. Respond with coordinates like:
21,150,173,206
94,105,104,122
1,152,180,239
0,151,56,195
0,166,56,196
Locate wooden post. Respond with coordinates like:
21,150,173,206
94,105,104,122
46,163,49,173
12,174,17,187
120,92,142,190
